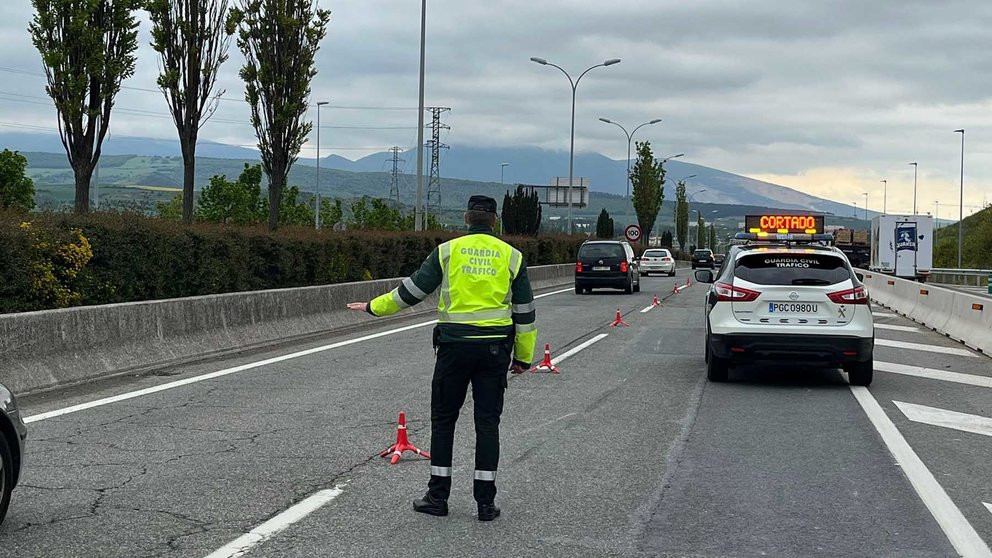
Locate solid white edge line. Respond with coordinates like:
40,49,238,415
875,338,978,358
849,386,992,558
875,361,992,389
203,485,346,558
551,333,609,365
894,401,992,439
26,286,577,424
985,502,992,517
24,320,436,423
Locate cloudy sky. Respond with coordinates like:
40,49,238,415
2,0,991,216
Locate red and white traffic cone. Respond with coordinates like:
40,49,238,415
379,411,430,464
652,294,660,307
610,308,630,327
672,282,680,294
685,276,691,287
529,343,560,374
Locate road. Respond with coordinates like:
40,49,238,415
3,270,991,557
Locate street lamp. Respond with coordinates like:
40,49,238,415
954,129,965,268
909,162,918,215
688,186,704,248
934,201,940,229
862,192,868,221
880,179,887,215
599,117,662,230
414,0,427,231
315,101,328,229
500,162,509,185
531,56,621,234
662,153,684,164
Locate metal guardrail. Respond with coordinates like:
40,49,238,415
928,268,992,288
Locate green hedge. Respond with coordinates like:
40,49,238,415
0,211,585,314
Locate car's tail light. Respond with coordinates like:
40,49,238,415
828,286,869,305
620,261,629,273
714,281,761,302
576,261,583,273
661,257,672,262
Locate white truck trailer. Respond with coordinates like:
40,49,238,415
870,214,934,281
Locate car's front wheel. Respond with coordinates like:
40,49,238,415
0,433,12,525
847,360,873,386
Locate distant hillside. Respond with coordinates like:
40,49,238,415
1,130,873,218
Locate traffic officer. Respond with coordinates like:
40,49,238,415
347,195,537,521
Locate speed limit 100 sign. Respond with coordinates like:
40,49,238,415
624,225,642,243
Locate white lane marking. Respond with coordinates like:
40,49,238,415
849,387,992,558
26,287,574,423
875,323,920,333
875,338,978,358
875,361,992,389
515,412,578,437
640,304,655,313
551,334,609,365
985,502,992,516
535,287,572,299
894,401,992,439
204,485,345,558
25,320,437,423
873,312,896,318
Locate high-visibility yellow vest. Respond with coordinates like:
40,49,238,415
437,234,523,329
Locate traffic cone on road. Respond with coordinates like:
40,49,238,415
379,412,429,465
652,294,660,307
672,283,680,294
685,276,691,287
610,308,630,327
529,343,560,374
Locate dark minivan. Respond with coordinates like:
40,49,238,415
574,241,640,294
691,249,715,269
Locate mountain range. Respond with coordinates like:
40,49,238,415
0,131,870,218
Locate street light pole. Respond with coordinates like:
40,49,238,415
500,162,509,185
954,129,965,268
909,162,918,215
315,101,328,230
599,117,662,230
934,201,940,229
687,185,703,249
880,179,887,215
414,0,427,231
531,56,621,234
862,192,868,221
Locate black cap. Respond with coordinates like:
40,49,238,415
467,195,498,214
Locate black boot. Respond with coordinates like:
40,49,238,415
413,491,448,517
477,503,500,521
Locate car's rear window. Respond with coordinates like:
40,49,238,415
734,253,850,286
643,250,670,258
579,243,625,259
693,250,711,257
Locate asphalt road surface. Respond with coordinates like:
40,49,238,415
3,270,991,557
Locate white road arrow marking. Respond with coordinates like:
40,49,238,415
875,361,992,389
876,338,978,358
875,323,920,333
894,401,992,438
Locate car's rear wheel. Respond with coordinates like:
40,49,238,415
706,342,729,382
633,277,641,293
0,434,12,525
847,360,873,386
574,284,583,295
670,270,676,277
623,279,633,294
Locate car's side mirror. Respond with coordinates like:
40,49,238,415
695,270,715,284
855,272,865,282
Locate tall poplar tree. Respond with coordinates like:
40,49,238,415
630,140,665,245
232,0,330,230
148,0,234,224
29,0,141,213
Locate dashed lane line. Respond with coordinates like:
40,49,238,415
875,323,920,333
875,338,979,358
894,401,992,439
849,386,992,558
203,484,346,558
875,361,992,389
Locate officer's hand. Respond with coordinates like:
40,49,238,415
510,363,527,375
347,302,368,312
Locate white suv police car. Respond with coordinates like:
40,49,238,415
694,217,874,386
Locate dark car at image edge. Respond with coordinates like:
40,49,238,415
0,382,27,526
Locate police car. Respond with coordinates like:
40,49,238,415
694,215,874,386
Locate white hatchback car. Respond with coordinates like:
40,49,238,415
695,243,874,385
639,248,676,276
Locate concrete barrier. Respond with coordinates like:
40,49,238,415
0,264,575,395
860,269,992,355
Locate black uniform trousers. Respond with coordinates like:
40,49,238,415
427,340,511,504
